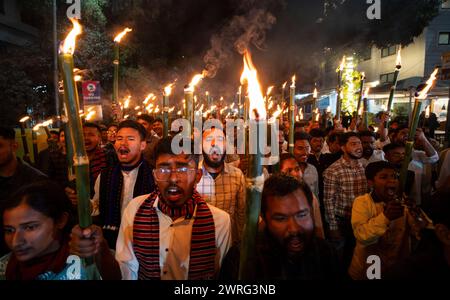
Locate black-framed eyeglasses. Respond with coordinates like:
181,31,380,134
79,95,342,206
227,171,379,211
153,167,197,181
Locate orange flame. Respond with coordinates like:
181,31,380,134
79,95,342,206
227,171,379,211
186,72,206,91
164,84,174,96
416,68,439,100
313,88,318,99
114,28,132,43
240,51,266,120
124,96,131,109
282,82,287,89
290,75,296,88
266,86,274,96
425,105,430,118
396,48,402,67
61,18,82,55
143,93,154,105
19,116,30,123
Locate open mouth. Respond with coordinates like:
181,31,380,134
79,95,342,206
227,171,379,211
287,237,304,253
386,186,397,197
166,186,184,201
118,148,130,158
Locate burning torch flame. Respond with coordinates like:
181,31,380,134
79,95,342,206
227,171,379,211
313,88,318,99
19,116,30,123
396,48,402,68
186,72,206,92
164,84,174,96
363,87,370,99
416,68,439,100
299,108,304,120
168,107,175,113
240,51,266,120
61,18,82,55
143,93,154,105
114,28,132,43
85,111,96,121
266,86,274,96
124,96,131,109
425,106,430,118
338,56,346,72
291,75,296,88
315,108,320,122
282,82,287,89
134,106,141,111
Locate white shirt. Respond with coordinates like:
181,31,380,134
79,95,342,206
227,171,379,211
91,166,141,217
115,195,232,280
436,149,450,190
359,150,386,168
303,163,319,198
408,150,439,205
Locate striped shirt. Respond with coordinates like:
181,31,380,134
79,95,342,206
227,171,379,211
323,157,368,231
196,162,246,244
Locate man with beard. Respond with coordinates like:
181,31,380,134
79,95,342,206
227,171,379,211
197,128,246,245
88,120,155,249
359,130,385,168
323,132,368,269
293,132,319,198
69,137,231,280
0,126,47,256
219,174,341,280
348,161,421,279
280,153,324,239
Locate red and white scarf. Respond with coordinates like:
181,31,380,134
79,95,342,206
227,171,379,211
133,190,217,280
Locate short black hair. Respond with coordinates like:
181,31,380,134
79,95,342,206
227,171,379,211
153,118,163,124
294,132,310,143
383,142,405,154
137,114,154,124
327,131,342,143
365,161,396,181
309,128,324,139
153,136,200,167
107,123,118,130
83,122,102,134
0,127,15,140
261,174,313,217
359,130,376,139
117,120,147,140
339,132,360,146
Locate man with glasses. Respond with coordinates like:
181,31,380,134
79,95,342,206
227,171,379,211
90,120,155,249
70,136,231,280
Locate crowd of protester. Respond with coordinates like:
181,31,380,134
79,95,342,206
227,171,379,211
0,111,449,280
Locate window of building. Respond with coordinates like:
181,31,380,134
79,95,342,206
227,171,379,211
439,32,450,45
380,72,395,84
381,45,397,58
0,0,4,14
442,0,450,9
360,47,372,61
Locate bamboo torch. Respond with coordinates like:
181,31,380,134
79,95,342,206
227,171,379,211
386,49,402,128
280,81,287,124
289,75,296,154
362,87,370,129
163,84,173,138
184,73,204,136
239,50,266,280
356,72,366,116
19,116,31,163
112,28,132,122
59,19,99,279
399,68,438,194
336,56,345,121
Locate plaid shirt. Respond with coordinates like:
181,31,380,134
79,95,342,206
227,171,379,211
197,162,246,244
323,157,368,231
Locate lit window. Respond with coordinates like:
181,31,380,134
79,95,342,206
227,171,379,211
439,33,450,45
